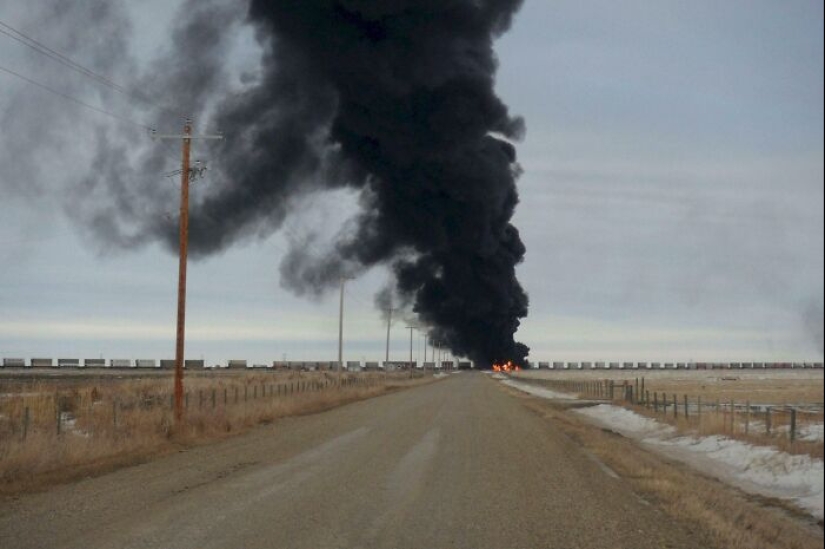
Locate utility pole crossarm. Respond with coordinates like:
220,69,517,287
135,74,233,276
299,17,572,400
151,131,224,140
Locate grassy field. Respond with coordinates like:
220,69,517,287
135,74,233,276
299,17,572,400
516,369,824,404
513,369,824,458
0,370,434,494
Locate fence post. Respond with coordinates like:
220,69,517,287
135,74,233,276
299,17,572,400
56,398,61,436
610,381,614,400
720,399,725,431
697,396,702,424
790,408,796,443
113,399,118,428
641,378,645,403
684,395,688,419
22,406,30,441
654,392,658,412
673,394,677,418
662,393,667,415
646,390,650,409
745,400,750,435
766,407,771,435
730,400,735,433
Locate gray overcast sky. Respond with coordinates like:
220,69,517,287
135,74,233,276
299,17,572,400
0,0,822,365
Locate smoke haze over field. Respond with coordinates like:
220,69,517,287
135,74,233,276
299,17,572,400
0,0,531,367
0,0,821,364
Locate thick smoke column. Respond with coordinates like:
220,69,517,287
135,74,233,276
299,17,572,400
2,0,531,367
184,0,531,367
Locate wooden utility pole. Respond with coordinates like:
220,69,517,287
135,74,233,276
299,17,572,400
174,121,192,423
385,305,393,364
336,276,357,381
406,326,416,378
338,277,346,380
152,119,222,423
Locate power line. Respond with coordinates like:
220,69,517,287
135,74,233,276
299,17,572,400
0,18,182,119
0,62,153,130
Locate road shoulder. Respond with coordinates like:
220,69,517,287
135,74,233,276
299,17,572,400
495,379,824,549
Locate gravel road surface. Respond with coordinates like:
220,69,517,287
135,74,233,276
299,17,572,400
0,373,706,549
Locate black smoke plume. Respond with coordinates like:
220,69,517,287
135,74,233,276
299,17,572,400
198,0,531,367
173,0,529,367
2,0,531,367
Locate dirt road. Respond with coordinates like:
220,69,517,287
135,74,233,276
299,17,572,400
0,373,709,549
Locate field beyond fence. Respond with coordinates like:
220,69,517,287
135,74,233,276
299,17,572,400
513,370,824,458
0,370,433,493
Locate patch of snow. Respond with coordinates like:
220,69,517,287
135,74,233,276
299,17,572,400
746,421,825,443
573,404,824,520
575,404,675,439
799,423,824,442
0,392,45,399
500,379,578,400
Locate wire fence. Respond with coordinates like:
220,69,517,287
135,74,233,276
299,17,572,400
532,378,824,449
0,371,426,445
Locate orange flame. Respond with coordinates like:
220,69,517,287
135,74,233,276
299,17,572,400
492,360,519,372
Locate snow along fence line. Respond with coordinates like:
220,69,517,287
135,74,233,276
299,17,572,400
501,377,824,520
510,376,824,453
574,403,824,520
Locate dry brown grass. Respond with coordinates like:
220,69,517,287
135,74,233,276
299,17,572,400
513,371,825,458
0,371,434,494
509,389,824,549
627,401,824,459
517,369,825,405
641,376,824,406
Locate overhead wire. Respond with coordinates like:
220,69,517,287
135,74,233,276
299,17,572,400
0,18,395,338
0,18,184,120
0,63,154,131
